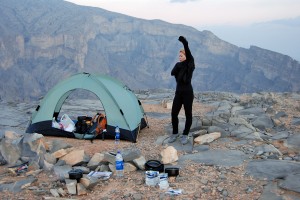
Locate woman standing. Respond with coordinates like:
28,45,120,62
169,36,195,145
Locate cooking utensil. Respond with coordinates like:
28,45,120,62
145,160,164,172
164,167,179,177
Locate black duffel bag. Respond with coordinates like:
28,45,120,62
75,116,93,134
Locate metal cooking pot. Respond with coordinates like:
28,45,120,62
68,169,83,180
145,160,164,172
164,167,179,177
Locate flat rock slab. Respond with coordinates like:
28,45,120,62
178,149,248,167
246,160,300,181
286,134,300,152
156,135,210,153
0,177,37,193
145,112,170,119
278,173,300,193
258,181,283,200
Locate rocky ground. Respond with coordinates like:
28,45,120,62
0,91,300,199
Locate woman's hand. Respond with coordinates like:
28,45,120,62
178,36,188,45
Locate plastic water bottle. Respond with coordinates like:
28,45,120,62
115,150,124,177
115,126,120,144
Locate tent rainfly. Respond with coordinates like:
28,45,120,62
26,73,147,142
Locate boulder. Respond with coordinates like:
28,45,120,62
160,146,178,164
0,134,23,164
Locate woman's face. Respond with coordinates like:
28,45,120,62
179,52,186,62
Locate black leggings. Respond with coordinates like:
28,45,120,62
171,90,194,135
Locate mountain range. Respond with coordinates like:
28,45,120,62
0,0,299,101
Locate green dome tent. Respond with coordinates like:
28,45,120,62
26,73,147,142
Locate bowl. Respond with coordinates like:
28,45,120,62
164,167,179,177
145,160,164,172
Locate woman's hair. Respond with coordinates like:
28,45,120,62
179,49,185,55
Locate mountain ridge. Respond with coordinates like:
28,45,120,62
0,0,299,101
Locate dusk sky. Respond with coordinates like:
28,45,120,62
66,0,300,60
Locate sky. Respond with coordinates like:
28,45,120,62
66,0,300,60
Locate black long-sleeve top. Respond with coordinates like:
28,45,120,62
171,41,195,92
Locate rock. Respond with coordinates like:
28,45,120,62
230,125,255,138
122,148,142,162
57,187,67,196
43,160,54,171
207,126,226,136
259,181,282,200
59,149,90,166
229,117,250,126
278,173,300,193
272,118,283,127
49,139,73,153
179,149,247,167
79,175,99,189
50,188,60,197
65,179,77,195
160,146,178,164
246,160,300,180
103,152,116,164
53,165,72,181
252,115,274,130
236,107,265,117
255,144,283,156
22,133,46,158
133,156,146,170
124,162,137,172
3,131,23,140
202,117,212,126
166,102,172,109
274,111,287,119
0,177,37,193
76,183,87,195
291,117,300,125
0,151,7,165
98,164,110,172
271,131,290,140
52,148,74,159
285,134,300,153
44,153,57,165
194,132,221,145
55,159,66,166
0,134,22,164
87,153,105,169
73,166,90,174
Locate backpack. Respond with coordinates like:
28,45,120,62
75,116,93,134
74,113,107,141
89,113,107,136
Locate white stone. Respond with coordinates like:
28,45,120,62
194,132,221,144
160,146,178,164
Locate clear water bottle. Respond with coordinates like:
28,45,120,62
115,126,120,144
115,150,124,177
